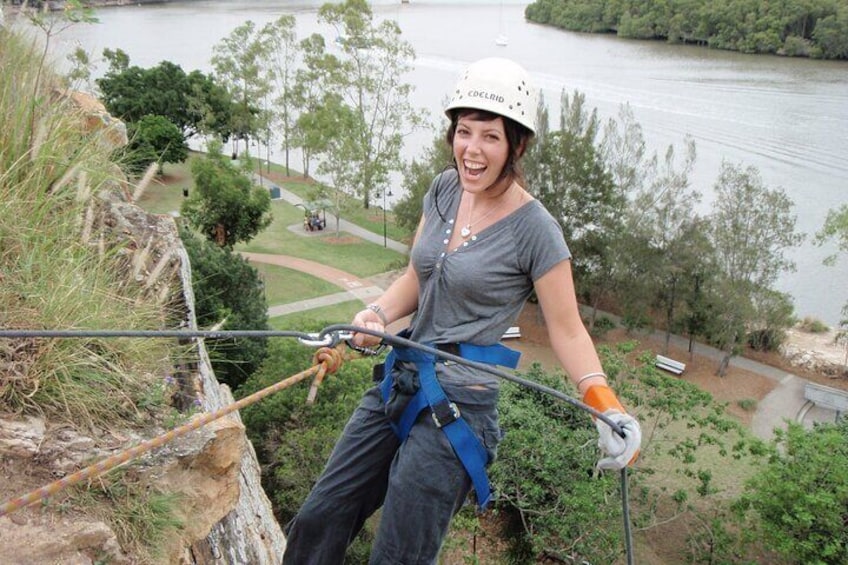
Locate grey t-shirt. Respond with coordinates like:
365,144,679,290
409,169,571,356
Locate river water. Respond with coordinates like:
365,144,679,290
34,0,848,325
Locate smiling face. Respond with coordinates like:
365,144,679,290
452,113,511,193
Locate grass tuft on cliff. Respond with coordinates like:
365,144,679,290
0,28,175,431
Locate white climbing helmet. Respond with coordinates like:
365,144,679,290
444,57,538,135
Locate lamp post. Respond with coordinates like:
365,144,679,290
383,189,393,248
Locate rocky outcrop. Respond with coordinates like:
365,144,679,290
781,328,848,379
0,93,286,562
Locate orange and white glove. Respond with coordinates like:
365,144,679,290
584,385,641,470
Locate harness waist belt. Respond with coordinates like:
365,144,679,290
380,333,520,509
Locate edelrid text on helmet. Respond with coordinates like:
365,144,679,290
445,58,538,135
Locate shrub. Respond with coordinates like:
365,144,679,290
735,420,848,565
798,316,830,333
737,398,757,412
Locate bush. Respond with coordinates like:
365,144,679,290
798,316,830,333
489,364,624,562
737,398,757,412
239,335,374,552
181,228,269,390
735,420,848,565
746,328,786,352
587,315,617,337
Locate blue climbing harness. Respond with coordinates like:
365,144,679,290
379,334,520,509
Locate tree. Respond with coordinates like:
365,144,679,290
180,228,269,390
180,141,272,248
814,203,848,364
259,15,299,176
623,134,705,349
304,0,425,208
706,161,804,375
735,420,848,565
126,114,188,174
394,126,452,236
526,90,621,327
211,20,271,160
185,69,235,142
97,50,233,140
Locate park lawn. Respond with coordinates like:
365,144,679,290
237,199,404,278
143,161,405,279
251,262,340,306
269,301,364,330
254,161,409,243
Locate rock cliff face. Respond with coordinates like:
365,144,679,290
0,92,286,563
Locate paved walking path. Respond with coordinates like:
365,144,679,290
250,175,840,441
657,328,835,439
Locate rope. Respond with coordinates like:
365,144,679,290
0,325,635,563
0,345,344,518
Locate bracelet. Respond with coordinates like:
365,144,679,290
575,372,607,387
366,303,388,325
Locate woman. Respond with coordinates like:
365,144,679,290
283,57,641,565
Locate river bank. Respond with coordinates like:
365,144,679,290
2,0,175,14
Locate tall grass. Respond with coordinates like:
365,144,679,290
0,29,175,430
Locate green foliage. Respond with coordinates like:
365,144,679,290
798,316,831,333
123,114,188,174
97,50,232,139
588,314,617,337
180,229,269,390
239,336,374,527
525,0,848,60
181,141,272,248
735,420,848,564
211,20,271,157
736,398,757,412
706,161,803,373
295,0,426,209
394,126,452,236
257,15,299,175
490,364,624,563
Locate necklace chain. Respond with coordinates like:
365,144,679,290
460,187,514,239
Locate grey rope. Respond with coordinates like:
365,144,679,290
0,325,635,564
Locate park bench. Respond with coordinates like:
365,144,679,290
502,326,521,340
804,382,848,421
655,354,686,375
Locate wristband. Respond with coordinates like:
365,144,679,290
583,384,625,416
366,303,388,325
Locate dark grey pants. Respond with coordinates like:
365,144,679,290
283,368,501,565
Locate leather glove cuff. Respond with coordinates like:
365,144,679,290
583,384,625,416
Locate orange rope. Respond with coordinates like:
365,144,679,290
0,345,345,518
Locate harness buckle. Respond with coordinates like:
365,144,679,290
431,400,461,428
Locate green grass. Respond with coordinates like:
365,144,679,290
137,158,195,215
252,262,340,306
239,207,401,278
269,301,364,330
0,30,176,429
251,161,409,243
148,162,406,279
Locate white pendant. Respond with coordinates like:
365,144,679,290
460,225,472,238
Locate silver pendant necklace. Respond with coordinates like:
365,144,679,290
460,186,514,239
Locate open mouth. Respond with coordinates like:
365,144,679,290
463,160,486,179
